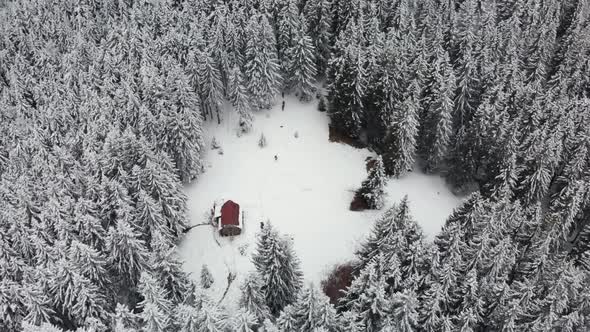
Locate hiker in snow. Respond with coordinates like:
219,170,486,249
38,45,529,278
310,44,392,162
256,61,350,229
260,221,264,229
274,155,278,161
282,100,285,111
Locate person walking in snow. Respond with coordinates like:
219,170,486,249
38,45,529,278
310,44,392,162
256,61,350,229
282,100,285,111
274,155,278,161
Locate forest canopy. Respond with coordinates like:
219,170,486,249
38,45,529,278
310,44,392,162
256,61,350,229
1,0,590,331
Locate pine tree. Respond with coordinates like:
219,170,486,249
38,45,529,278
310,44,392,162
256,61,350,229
303,0,332,77
193,49,224,123
327,20,367,139
112,303,139,332
383,79,420,177
277,284,340,331
354,205,398,270
285,15,317,101
363,31,403,151
137,272,173,332
200,264,214,289
260,318,280,332
105,219,149,286
231,309,257,332
158,62,205,182
21,322,64,332
245,14,282,110
252,223,303,315
358,155,387,209
421,51,456,173
228,66,253,134
135,190,172,249
340,255,390,331
239,272,271,323
197,299,228,332
68,240,109,288
277,0,300,65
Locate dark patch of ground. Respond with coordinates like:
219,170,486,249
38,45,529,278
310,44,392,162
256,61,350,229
328,125,366,149
321,262,356,306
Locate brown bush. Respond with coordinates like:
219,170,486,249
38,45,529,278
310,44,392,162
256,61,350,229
365,157,377,172
321,262,356,306
349,191,369,211
328,125,366,149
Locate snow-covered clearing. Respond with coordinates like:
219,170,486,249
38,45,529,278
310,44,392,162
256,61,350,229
178,96,464,307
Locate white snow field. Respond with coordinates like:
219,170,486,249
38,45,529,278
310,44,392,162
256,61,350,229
178,96,464,307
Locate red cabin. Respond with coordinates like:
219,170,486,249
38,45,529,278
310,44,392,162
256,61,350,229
217,200,243,236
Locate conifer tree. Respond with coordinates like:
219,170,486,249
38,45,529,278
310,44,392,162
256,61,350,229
303,0,332,76
194,49,224,123
340,255,390,331
239,272,271,323
358,155,387,209
285,16,317,101
327,20,367,139
200,264,214,289
196,299,228,332
277,0,300,66
354,204,399,271
231,309,257,332
245,14,282,110
421,51,456,173
383,79,420,177
137,272,173,332
277,284,340,331
227,66,253,134
158,62,205,182
106,219,149,286
252,223,303,316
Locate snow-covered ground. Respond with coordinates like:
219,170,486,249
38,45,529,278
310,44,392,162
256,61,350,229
178,96,463,307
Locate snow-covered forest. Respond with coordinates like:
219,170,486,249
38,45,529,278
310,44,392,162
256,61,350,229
1,0,589,331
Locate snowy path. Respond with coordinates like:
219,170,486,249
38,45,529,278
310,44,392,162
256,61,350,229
178,96,464,308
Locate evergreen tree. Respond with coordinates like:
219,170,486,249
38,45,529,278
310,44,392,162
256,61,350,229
193,49,224,124
196,299,228,332
340,255,390,331
303,0,332,77
137,272,172,332
421,52,456,173
285,15,317,101
252,223,303,315
327,20,367,139
354,203,397,270
358,155,387,209
277,284,340,331
227,66,253,134
383,79,420,177
245,14,282,110
239,272,271,323
200,264,214,289
277,0,300,66
158,62,205,183
106,219,149,286
231,309,257,332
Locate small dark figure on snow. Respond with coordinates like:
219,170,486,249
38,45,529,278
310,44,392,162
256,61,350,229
281,91,285,98
282,101,285,111
274,155,278,161
260,221,264,229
